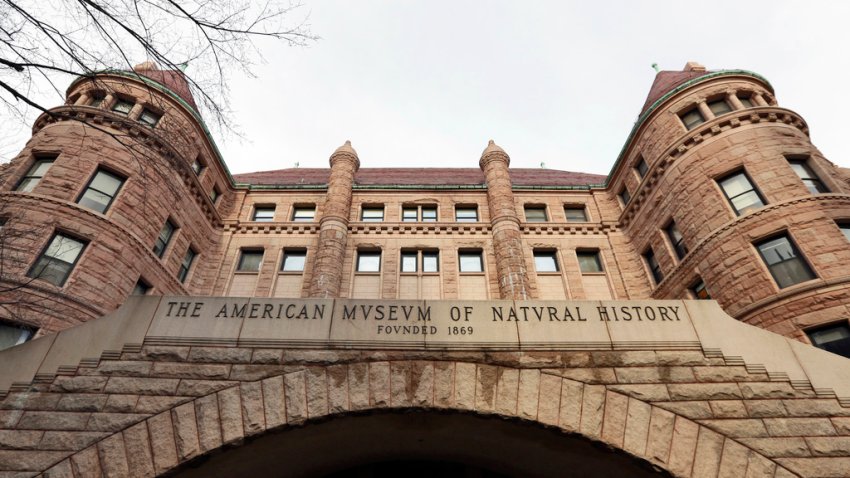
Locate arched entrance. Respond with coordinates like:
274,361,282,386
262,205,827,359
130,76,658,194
170,411,670,477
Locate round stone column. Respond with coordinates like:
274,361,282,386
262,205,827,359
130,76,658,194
309,141,359,298
479,140,532,299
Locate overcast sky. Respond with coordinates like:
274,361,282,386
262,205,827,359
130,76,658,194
7,1,850,176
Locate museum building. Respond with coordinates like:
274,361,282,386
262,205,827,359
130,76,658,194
0,62,849,476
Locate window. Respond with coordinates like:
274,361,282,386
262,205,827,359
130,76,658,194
666,221,688,260
16,158,54,193
281,249,307,272
680,107,705,130
839,222,850,242
77,169,124,213
738,94,754,108
400,250,439,273
111,99,134,116
644,248,663,284
153,219,175,258
138,109,161,127
458,250,484,272
619,187,631,206
237,249,264,272
0,322,35,351
178,248,196,283
691,278,710,300
191,157,205,175
788,159,828,194
210,186,221,204
577,250,603,273
252,206,275,222
635,156,649,178
455,206,479,222
0,217,5,232
564,206,588,222
707,98,732,117
87,93,104,108
718,171,765,215
132,279,151,295
756,234,815,289
806,323,850,359
356,250,381,272
361,206,384,222
28,233,86,286
291,205,316,222
402,205,438,222
533,250,559,272
525,206,548,222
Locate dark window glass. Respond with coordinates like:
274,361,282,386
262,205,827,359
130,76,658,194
16,159,54,192
281,249,306,272
619,187,631,205
564,207,588,222
138,109,161,127
459,251,483,272
533,250,559,272
0,322,35,351
708,99,732,117
807,323,850,359
253,206,275,222
210,187,220,204
691,279,710,299
133,279,151,295
738,95,754,108
191,158,204,175
525,206,547,222
644,249,663,284
178,248,196,283
636,156,649,178
666,221,688,260
718,171,765,215
577,250,603,273
88,94,104,108
78,169,124,213
421,206,437,222
111,99,134,115
28,233,86,286
356,251,381,272
756,235,815,288
455,207,478,222
153,220,175,258
238,250,264,272
422,251,439,272
680,107,705,130
361,207,384,222
788,160,828,194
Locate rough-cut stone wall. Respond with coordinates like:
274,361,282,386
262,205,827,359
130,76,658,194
2,346,850,476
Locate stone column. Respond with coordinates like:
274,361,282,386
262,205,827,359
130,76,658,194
479,140,532,299
308,141,360,298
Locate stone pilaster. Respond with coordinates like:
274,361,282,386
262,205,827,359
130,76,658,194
479,140,532,299
308,141,360,298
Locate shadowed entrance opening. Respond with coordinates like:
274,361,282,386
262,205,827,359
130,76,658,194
172,411,670,478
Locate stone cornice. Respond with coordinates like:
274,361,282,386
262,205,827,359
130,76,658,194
223,223,320,234
349,222,492,235
520,223,617,235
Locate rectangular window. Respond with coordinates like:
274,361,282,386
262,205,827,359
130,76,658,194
533,250,559,272
666,221,688,260
619,187,631,206
361,206,384,222
28,233,86,286
839,222,850,242
788,159,829,194
524,206,548,222
77,169,125,213
87,94,104,108
133,279,151,295
402,207,418,222
292,205,316,222
138,109,161,127
564,206,588,222
756,234,815,289
237,249,264,272
708,99,732,117
806,323,850,359
455,206,479,222
718,171,765,215
178,248,196,283
577,250,603,273
691,278,710,300
210,186,220,204
644,248,663,284
401,251,418,272
401,250,439,272
153,219,175,258
16,158,54,193
281,249,306,272
252,206,275,222
459,250,483,272
421,206,437,222
402,205,438,222
738,94,754,108
356,250,381,272
422,251,439,272
680,107,705,130
0,321,35,351
191,157,205,176
111,99,134,115
635,156,649,178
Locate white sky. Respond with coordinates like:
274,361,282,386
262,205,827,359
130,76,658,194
7,1,850,176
